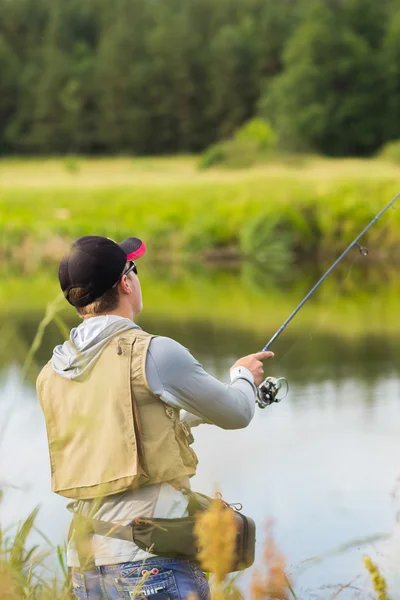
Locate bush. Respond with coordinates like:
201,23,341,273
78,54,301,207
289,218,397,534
198,139,260,170
234,118,277,150
199,119,278,171
182,209,237,255
239,213,294,272
198,143,227,170
379,139,400,164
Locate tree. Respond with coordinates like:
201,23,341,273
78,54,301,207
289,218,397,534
0,0,397,155
261,0,387,155
0,34,20,152
382,5,400,142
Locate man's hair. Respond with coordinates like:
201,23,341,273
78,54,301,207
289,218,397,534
68,286,120,317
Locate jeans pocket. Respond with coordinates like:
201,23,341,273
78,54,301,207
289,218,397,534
71,571,89,600
111,570,179,600
190,565,211,600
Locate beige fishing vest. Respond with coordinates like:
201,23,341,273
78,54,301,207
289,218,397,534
36,329,198,500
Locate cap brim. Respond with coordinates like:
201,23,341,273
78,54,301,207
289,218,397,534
119,237,146,261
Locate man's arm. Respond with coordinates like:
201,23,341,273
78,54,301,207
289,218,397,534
145,336,272,430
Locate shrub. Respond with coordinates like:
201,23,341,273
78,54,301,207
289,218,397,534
199,119,277,171
199,139,259,170
239,213,294,272
182,209,236,255
198,143,227,170
234,118,277,151
379,139,400,164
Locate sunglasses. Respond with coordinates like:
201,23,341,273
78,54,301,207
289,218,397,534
112,261,138,288
124,261,138,277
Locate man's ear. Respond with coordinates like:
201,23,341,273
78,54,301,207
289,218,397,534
119,275,132,294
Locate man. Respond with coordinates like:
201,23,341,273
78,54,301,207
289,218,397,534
37,235,274,600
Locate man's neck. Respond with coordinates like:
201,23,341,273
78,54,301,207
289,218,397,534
108,307,135,320
83,307,135,321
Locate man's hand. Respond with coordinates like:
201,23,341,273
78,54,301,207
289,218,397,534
231,351,275,387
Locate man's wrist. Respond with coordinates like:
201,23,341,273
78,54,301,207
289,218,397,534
230,366,255,387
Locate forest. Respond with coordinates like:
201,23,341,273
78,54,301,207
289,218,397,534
1,0,400,157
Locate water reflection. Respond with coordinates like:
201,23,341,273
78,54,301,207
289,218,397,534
2,310,400,400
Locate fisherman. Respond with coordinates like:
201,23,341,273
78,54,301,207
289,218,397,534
36,235,274,600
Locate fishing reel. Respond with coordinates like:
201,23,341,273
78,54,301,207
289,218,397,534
256,376,289,409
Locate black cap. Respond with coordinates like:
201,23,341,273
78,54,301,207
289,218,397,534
59,235,146,307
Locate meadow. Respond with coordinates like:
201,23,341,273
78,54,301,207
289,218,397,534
1,155,400,273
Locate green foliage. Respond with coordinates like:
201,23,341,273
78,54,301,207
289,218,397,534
0,34,20,153
261,0,389,155
1,157,400,269
199,118,277,170
234,118,276,150
239,213,294,273
198,143,227,169
181,205,238,255
0,0,399,156
199,139,259,170
0,504,70,599
382,6,400,141
379,139,400,164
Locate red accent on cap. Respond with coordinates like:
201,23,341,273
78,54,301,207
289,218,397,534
126,241,146,261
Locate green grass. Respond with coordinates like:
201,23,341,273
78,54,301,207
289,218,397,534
0,506,70,600
1,156,400,268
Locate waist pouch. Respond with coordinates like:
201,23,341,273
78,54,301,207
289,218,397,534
72,490,256,572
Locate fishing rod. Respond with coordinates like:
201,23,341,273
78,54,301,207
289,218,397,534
257,191,400,409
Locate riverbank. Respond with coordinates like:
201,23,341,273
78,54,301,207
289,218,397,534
1,156,400,268
1,262,399,376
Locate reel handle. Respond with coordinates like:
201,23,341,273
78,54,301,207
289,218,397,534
257,376,289,409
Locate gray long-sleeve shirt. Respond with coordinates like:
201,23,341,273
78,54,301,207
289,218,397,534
146,335,256,429
51,315,257,566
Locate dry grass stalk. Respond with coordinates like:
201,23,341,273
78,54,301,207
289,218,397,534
194,497,237,582
363,556,391,600
0,566,18,600
250,524,291,600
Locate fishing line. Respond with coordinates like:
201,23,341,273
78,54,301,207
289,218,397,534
275,196,398,369
275,259,356,367
256,191,400,408
256,259,357,406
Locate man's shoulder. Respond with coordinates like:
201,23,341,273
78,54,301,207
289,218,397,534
147,336,193,367
148,335,186,352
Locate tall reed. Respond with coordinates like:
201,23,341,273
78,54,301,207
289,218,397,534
0,504,70,600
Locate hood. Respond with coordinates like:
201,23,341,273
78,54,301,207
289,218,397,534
52,315,139,381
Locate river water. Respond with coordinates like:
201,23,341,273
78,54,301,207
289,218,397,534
1,265,400,599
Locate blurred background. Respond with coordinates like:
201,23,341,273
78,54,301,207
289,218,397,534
1,0,400,597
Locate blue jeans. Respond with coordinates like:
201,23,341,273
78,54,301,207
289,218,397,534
71,557,211,600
